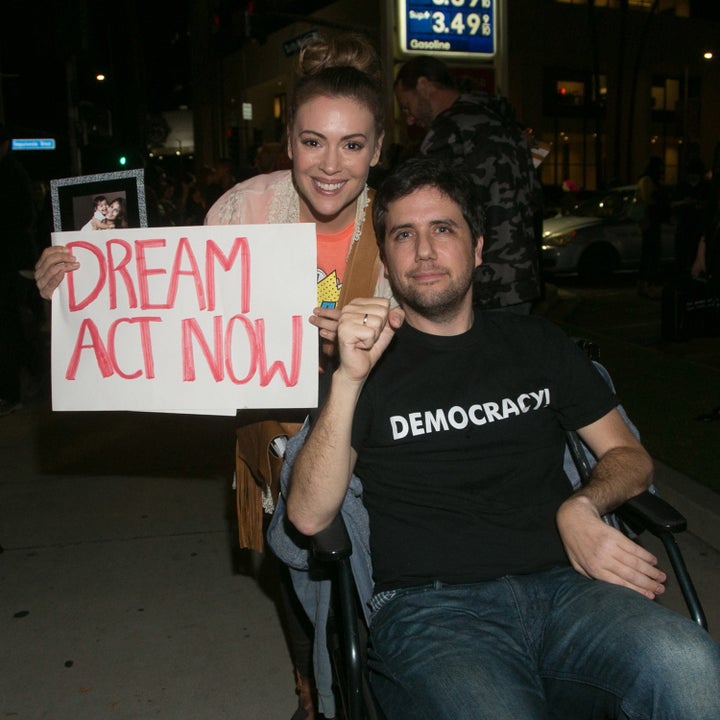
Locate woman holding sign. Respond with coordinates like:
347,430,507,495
207,34,391,720
36,32,389,720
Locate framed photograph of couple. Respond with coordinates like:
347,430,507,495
50,169,147,232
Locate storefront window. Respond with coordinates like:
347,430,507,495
538,129,603,192
556,80,585,107
651,77,680,112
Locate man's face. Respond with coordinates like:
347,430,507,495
382,186,482,323
395,83,435,129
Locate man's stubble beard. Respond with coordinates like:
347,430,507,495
388,263,475,324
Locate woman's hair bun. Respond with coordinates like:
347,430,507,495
298,33,381,83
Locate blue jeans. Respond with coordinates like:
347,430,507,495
368,567,720,719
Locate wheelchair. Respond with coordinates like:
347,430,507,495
309,346,708,720
312,463,707,720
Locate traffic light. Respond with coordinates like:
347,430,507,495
118,154,127,166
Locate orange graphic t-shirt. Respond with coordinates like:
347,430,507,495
316,223,355,308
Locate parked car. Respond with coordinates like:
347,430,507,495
541,185,675,281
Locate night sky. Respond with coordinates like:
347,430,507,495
0,0,342,138
1,0,191,174
1,0,191,121
1,0,718,179
0,0,344,177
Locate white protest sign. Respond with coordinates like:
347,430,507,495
50,224,318,415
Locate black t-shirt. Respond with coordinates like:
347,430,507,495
351,312,618,593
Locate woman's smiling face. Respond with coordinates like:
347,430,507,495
106,202,120,221
287,94,383,232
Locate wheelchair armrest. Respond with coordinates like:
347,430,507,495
312,513,352,562
618,490,707,630
311,514,367,719
615,490,687,536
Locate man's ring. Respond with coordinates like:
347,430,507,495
362,313,368,325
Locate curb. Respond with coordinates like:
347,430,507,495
653,460,720,553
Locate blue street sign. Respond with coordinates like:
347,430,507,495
399,0,497,59
11,138,56,151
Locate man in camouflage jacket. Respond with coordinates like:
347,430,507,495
395,56,543,311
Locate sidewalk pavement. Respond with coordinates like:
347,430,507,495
643,460,720,636
2,285,719,719
1,403,299,720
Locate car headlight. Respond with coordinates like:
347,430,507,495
541,230,576,248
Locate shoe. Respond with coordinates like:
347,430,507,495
0,399,22,416
292,670,316,720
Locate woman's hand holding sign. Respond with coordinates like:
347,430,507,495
35,246,79,300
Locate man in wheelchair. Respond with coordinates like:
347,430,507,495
286,159,720,719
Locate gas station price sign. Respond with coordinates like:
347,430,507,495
399,0,496,59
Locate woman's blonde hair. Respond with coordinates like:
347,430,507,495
288,33,385,137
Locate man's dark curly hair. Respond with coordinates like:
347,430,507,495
372,158,485,253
